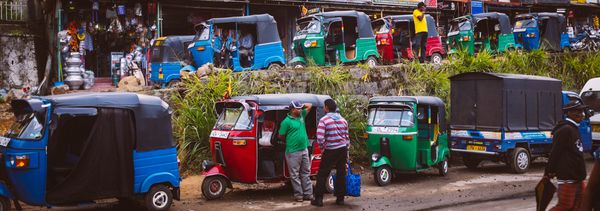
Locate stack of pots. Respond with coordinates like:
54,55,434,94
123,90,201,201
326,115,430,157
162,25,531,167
64,52,84,90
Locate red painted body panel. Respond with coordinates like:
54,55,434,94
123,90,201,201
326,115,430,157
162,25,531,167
376,32,445,63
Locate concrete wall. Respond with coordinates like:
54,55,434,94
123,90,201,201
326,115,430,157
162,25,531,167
0,33,38,90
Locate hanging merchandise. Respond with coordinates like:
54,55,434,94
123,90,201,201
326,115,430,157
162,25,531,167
108,18,123,33
135,3,143,17
117,5,126,16
67,21,79,52
148,1,157,16
91,0,99,23
106,6,117,19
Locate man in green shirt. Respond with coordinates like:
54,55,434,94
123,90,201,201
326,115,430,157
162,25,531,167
278,100,313,202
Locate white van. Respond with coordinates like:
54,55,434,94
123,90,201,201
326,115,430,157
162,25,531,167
581,77,600,151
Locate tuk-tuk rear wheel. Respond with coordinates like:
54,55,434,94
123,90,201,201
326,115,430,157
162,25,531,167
437,157,449,176
144,185,173,211
0,197,10,211
292,62,306,69
374,166,392,186
268,63,284,70
366,56,378,68
202,176,228,200
430,53,443,65
326,170,335,194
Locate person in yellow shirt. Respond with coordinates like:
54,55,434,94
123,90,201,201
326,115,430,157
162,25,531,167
413,2,428,63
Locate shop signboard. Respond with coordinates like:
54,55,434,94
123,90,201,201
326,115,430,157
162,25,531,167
472,0,483,15
587,0,598,4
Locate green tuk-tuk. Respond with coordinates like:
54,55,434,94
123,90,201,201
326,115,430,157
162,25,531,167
366,96,450,186
447,12,517,55
291,10,380,68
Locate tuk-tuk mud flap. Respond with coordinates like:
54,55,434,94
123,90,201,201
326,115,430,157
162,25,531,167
371,156,391,168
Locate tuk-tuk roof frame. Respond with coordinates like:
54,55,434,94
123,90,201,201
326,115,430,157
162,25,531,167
152,35,195,62
40,92,174,152
302,10,375,39
205,14,281,44
227,93,332,110
369,96,445,109
473,12,512,35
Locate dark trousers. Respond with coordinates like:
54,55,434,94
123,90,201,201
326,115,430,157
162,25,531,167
413,32,428,63
315,146,348,198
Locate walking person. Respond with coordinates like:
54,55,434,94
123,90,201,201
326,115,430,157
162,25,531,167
412,2,428,63
312,99,350,207
545,101,588,211
581,150,600,211
278,101,314,202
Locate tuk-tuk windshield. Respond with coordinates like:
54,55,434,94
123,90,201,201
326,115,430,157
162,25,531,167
450,20,471,33
194,24,210,41
515,19,537,29
368,107,414,127
582,91,600,112
372,20,390,34
297,19,321,35
6,112,44,140
215,104,253,130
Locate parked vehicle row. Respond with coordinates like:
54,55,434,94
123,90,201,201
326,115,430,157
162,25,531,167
0,72,596,209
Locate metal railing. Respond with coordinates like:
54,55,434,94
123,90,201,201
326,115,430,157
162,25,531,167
0,0,27,22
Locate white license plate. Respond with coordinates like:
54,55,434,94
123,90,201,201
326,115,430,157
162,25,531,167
210,131,229,139
372,127,399,134
513,28,526,33
0,137,10,147
447,31,459,36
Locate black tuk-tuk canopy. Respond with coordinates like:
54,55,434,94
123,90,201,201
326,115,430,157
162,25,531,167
227,93,332,119
43,92,174,151
209,14,281,44
369,96,446,130
385,15,439,37
154,35,195,62
450,72,562,131
308,10,375,38
473,12,512,35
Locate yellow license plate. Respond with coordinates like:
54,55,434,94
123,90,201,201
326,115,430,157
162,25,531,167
593,125,600,132
159,73,164,79
467,145,486,151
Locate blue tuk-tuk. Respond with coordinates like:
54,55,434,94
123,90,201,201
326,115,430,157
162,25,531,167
514,13,570,51
149,36,196,88
189,14,286,72
0,93,180,211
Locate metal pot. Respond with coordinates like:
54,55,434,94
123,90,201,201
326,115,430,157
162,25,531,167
64,52,84,90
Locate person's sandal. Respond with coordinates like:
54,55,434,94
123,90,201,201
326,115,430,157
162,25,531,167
295,197,303,202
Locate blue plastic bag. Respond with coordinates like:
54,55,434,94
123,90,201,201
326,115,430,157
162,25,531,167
333,162,361,197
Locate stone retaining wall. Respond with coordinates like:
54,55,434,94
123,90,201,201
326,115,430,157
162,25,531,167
0,33,38,90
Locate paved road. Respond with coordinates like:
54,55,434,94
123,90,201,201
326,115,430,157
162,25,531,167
22,159,594,211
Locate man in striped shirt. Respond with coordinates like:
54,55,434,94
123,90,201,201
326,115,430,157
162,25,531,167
311,99,350,207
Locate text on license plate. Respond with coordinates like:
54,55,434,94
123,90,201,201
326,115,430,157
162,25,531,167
159,74,164,79
467,145,486,151
593,125,600,132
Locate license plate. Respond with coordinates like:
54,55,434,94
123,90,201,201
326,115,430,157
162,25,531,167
593,125,600,132
210,131,229,139
467,145,486,151
158,73,164,79
0,137,10,147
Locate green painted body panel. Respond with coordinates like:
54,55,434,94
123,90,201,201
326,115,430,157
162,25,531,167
371,156,391,168
448,31,475,55
292,34,378,66
497,33,517,52
293,34,326,65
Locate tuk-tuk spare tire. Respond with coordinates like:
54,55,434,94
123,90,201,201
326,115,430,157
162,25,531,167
202,176,228,200
374,165,392,186
0,197,10,211
144,185,173,211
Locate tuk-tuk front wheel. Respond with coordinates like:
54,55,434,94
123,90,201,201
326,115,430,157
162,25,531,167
144,185,173,211
374,165,392,186
0,196,10,211
202,176,228,200
437,157,449,176
291,62,306,69
366,56,378,68
268,63,284,70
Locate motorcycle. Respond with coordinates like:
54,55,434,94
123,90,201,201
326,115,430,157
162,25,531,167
570,26,600,52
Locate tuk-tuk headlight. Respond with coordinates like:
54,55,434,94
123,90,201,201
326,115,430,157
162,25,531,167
463,36,470,42
304,40,317,48
372,153,380,162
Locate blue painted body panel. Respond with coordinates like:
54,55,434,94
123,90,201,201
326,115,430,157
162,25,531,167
514,28,540,51
149,62,182,85
133,148,180,193
560,33,571,50
190,40,214,69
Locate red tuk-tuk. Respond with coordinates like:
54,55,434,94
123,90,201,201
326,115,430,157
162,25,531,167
201,94,334,200
372,15,445,64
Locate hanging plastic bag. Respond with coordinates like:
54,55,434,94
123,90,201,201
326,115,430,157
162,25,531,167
135,3,143,17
